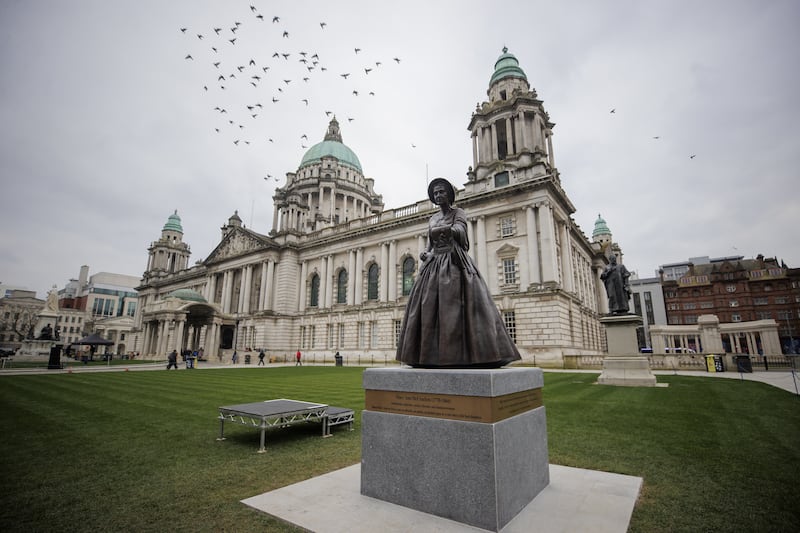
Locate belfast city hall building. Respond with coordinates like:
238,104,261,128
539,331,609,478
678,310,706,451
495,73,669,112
133,49,617,367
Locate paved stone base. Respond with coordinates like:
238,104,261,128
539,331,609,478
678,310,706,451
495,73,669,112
241,463,643,533
598,356,657,387
361,367,548,531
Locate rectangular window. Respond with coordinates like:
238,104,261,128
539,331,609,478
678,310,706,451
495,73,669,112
394,320,402,347
300,326,306,349
494,171,509,187
359,323,367,349
370,322,378,348
700,301,714,308
683,303,697,310
633,293,643,316
644,291,655,324
503,258,517,284
685,315,698,324
756,312,772,320
731,314,742,322
338,323,345,348
310,325,316,349
327,324,333,348
500,216,515,238
729,300,739,307
502,311,517,343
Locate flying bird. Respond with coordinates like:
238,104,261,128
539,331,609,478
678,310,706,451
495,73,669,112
250,5,257,11
180,28,187,33
365,68,372,74
273,16,280,23
281,53,290,60
213,28,222,35
320,22,327,28
393,57,401,63
197,34,203,40
340,73,350,79
375,61,382,67
272,52,280,58
347,117,354,122
283,31,289,38
301,134,308,139
610,108,615,113
689,154,696,159
283,79,291,84
256,14,264,21
211,47,217,53
352,90,359,96
652,136,660,139
185,54,193,60
354,48,361,54
272,97,279,102
249,59,256,66
301,99,308,105
229,38,237,45
325,110,332,116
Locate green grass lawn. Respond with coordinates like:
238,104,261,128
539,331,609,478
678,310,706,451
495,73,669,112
0,367,797,532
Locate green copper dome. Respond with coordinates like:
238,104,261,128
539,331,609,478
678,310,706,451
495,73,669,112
298,117,363,173
592,214,611,238
167,288,207,303
163,210,183,233
489,47,528,86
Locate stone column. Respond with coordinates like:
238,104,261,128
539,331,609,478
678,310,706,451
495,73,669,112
380,243,389,301
355,248,364,305
157,320,168,358
559,223,574,293
141,322,151,357
546,130,555,167
466,218,475,261
518,110,527,152
490,123,498,160
258,262,267,311
320,256,328,309
174,318,186,353
327,255,335,307
505,117,514,154
272,205,279,232
299,261,308,312
538,204,558,284
526,206,540,285
388,240,397,301
242,266,253,314
348,250,356,304
265,260,275,311
476,216,488,277
471,132,478,168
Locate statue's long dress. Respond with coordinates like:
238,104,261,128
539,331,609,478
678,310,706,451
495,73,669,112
396,207,521,368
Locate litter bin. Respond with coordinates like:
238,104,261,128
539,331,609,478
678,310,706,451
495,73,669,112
244,354,251,365
735,355,752,373
335,354,343,367
705,355,716,373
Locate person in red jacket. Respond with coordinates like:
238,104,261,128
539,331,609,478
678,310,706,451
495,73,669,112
295,350,302,366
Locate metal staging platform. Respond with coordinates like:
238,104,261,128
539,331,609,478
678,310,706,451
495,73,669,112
217,398,354,452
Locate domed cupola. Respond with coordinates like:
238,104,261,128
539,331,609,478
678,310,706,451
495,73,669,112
592,214,612,246
487,47,530,102
272,118,383,234
162,210,183,234
298,117,363,173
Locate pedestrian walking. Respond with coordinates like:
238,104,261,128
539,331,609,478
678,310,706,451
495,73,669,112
232,351,238,365
167,349,178,370
258,349,266,366
295,350,302,366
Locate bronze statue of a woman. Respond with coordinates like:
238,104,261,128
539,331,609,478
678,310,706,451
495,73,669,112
396,178,521,368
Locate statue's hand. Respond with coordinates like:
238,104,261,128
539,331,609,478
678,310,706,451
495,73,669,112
420,251,431,262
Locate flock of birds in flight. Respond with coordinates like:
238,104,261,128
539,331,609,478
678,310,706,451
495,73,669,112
609,108,696,159
180,5,406,182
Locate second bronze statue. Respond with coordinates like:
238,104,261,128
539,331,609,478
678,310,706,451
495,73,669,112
396,178,521,368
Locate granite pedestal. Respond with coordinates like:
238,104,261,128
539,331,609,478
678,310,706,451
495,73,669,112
598,315,657,387
361,367,549,532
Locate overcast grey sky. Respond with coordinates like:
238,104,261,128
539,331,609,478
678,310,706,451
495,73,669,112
1,0,798,298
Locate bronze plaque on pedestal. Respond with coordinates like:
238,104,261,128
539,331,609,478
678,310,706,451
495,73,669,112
364,388,542,423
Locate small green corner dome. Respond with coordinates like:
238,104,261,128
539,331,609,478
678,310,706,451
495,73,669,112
299,140,363,173
490,47,528,86
298,117,363,173
167,288,207,303
592,214,611,238
163,210,183,233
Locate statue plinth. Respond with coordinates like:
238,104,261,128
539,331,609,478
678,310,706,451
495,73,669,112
598,314,657,387
361,367,549,531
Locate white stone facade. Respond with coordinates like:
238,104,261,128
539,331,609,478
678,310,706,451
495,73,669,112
133,50,612,366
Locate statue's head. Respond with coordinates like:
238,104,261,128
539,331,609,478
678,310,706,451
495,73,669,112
427,178,456,206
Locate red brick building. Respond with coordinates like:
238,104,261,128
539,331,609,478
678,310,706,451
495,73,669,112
660,255,800,354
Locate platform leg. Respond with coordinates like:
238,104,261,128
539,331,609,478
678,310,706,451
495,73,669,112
216,417,226,441
258,427,267,453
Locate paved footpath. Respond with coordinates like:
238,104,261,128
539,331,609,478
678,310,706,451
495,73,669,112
2,360,798,395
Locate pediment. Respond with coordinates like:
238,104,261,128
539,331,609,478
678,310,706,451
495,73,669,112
205,228,270,263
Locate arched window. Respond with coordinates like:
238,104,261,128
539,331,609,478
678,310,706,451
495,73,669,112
337,269,348,304
402,257,415,296
367,264,379,300
310,274,320,307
